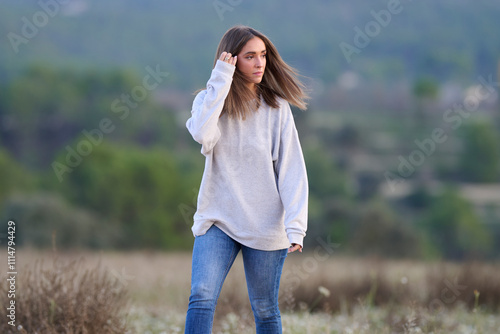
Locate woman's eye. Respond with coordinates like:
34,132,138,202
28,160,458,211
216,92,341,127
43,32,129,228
246,56,253,60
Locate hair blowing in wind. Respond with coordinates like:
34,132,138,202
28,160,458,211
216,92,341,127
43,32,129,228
214,25,309,119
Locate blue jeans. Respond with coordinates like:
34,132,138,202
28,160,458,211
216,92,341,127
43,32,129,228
185,225,288,334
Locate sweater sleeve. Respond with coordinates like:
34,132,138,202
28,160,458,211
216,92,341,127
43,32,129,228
275,101,309,247
186,60,235,155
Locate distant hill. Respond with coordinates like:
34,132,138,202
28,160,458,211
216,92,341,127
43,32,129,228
1,0,500,90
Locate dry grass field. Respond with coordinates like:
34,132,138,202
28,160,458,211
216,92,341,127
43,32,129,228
2,249,500,333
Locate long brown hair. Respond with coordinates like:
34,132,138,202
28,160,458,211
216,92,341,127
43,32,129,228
214,25,309,118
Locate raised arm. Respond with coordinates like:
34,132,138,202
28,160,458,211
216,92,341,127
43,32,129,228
186,53,237,155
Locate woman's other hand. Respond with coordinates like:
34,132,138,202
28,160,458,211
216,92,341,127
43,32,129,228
288,243,302,253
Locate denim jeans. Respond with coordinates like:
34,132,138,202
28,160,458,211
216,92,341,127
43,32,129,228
185,225,288,334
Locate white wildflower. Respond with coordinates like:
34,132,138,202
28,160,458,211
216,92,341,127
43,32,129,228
318,286,331,297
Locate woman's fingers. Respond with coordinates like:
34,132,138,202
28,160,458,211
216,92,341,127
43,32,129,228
288,244,302,253
219,51,228,61
219,52,237,66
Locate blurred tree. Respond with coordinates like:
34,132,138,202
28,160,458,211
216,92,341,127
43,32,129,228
0,65,178,169
303,145,354,246
420,187,493,259
0,192,121,249
305,146,351,199
0,148,34,203
53,143,198,250
336,123,361,150
0,65,137,167
413,77,439,100
349,199,421,258
457,120,500,182
355,172,381,201
336,123,362,173
498,59,500,130
412,76,439,132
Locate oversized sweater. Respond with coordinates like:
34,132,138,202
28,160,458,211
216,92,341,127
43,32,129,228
186,60,308,251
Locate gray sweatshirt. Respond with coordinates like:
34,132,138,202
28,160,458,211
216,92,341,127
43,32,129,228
186,60,308,251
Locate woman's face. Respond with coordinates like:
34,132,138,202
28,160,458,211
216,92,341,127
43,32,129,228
236,37,266,89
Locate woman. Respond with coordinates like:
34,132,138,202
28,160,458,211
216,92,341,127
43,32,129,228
185,25,309,333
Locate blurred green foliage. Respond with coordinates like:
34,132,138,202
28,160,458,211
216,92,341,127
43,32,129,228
349,199,422,258
53,143,199,249
0,64,179,168
1,192,120,249
304,144,354,245
420,187,493,259
0,65,199,250
458,120,500,182
413,77,440,100
0,148,34,203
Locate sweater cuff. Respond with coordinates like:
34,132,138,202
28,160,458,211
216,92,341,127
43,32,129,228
214,59,236,77
287,232,304,248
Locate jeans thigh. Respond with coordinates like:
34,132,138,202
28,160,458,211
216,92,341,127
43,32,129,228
241,246,288,309
190,225,240,299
